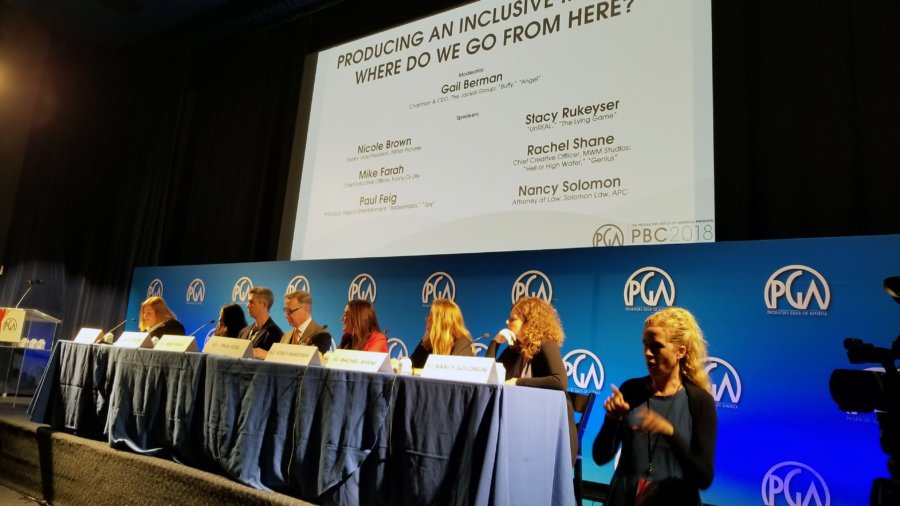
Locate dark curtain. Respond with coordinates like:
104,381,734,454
0,1,898,340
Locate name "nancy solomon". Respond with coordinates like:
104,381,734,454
519,178,621,196
441,73,503,94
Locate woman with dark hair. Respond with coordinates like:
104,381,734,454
337,300,388,352
592,307,717,506
140,296,186,341
487,296,575,464
214,303,247,338
409,299,475,369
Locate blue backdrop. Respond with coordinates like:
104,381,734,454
122,234,899,506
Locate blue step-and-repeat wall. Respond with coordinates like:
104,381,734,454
126,234,899,506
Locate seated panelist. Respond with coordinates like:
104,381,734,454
237,287,283,359
140,296,186,342
277,290,332,355
214,303,247,338
337,300,388,353
409,299,475,369
487,296,576,465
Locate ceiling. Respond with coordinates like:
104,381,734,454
6,0,331,48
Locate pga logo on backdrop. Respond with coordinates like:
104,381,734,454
146,278,164,298
348,273,377,302
623,267,675,311
286,275,311,295
512,270,553,303
592,224,625,247
186,278,205,304
703,357,742,409
761,461,830,506
422,272,455,305
232,276,254,302
764,265,830,316
563,349,604,392
387,338,409,359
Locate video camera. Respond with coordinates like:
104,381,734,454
829,276,900,506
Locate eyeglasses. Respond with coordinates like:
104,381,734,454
283,306,306,315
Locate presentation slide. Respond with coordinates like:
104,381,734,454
290,0,714,260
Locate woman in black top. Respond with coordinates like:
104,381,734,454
139,296,186,341
592,307,717,506
409,299,474,369
486,296,575,464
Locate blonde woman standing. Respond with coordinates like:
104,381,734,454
592,307,716,506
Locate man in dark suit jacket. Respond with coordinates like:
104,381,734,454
278,290,332,355
237,286,283,359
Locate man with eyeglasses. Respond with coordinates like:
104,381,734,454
277,290,332,355
237,286,284,359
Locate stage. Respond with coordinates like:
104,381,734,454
0,399,313,506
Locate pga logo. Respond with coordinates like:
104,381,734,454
147,279,164,298
624,267,675,308
232,276,254,303
764,265,830,312
703,357,742,406
286,275,311,295
348,273,377,302
186,278,205,304
762,461,830,506
512,270,553,303
2,318,16,332
422,272,455,304
472,342,488,357
563,349,604,391
593,224,625,247
387,338,409,359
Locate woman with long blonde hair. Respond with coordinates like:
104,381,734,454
409,299,474,368
593,307,716,506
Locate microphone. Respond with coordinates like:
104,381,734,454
25,279,43,286
467,332,493,355
189,319,216,336
101,317,134,344
14,280,43,308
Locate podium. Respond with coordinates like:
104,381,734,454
0,308,61,403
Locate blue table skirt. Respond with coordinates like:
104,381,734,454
30,342,575,506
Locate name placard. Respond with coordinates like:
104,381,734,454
202,335,253,358
72,327,103,345
420,355,503,384
154,334,198,352
114,331,153,349
325,349,391,373
265,343,322,366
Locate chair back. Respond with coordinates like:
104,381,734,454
567,391,597,445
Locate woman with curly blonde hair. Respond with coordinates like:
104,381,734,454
593,307,716,506
409,299,475,368
487,296,575,463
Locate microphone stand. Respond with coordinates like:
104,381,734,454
14,286,33,309
189,320,216,336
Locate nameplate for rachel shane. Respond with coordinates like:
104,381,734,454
114,331,153,349
154,334,198,352
72,327,103,344
266,343,322,366
202,336,252,358
325,349,391,373
420,355,503,384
